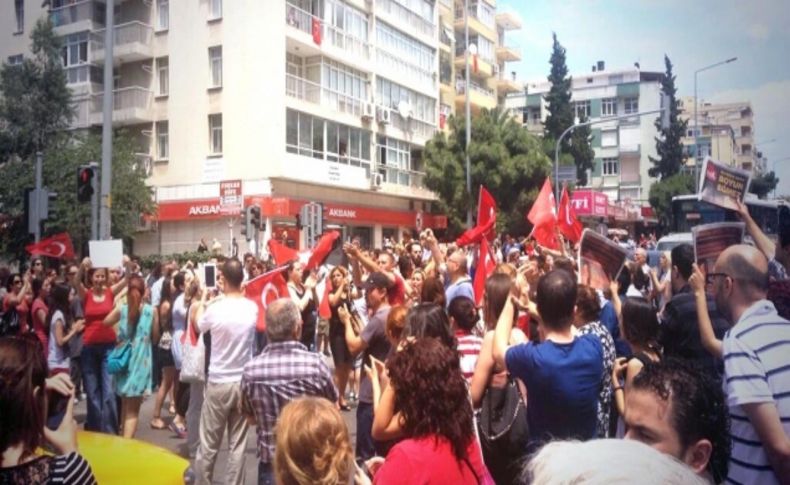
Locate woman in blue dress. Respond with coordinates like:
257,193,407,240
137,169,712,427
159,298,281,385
103,275,157,439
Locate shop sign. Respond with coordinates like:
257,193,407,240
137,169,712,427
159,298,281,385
187,203,221,217
219,179,243,215
571,191,609,217
327,207,358,219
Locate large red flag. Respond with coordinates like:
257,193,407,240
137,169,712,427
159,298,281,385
527,178,559,249
457,186,497,247
305,231,340,272
245,267,290,333
311,17,322,45
267,239,299,266
473,238,495,306
558,186,584,243
25,232,75,260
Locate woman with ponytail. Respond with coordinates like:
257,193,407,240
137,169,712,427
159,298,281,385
103,275,157,438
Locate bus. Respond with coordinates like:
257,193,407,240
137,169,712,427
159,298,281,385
670,194,788,239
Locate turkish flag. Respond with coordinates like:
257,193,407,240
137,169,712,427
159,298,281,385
312,17,322,45
305,231,340,272
25,232,75,260
558,187,584,243
527,178,559,250
267,239,299,266
245,266,289,333
473,54,478,74
473,238,495,306
456,186,497,247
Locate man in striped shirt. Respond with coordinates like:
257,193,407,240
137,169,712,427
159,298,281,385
710,245,790,484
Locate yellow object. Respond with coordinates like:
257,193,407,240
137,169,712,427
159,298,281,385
77,431,188,484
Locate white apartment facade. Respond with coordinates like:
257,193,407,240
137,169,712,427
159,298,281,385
505,65,665,207
2,0,460,255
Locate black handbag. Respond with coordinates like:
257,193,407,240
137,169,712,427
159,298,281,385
478,375,529,442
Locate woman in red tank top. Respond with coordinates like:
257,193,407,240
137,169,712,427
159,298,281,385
75,256,131,434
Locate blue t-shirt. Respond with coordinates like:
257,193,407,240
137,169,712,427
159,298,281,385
505,334,604,449
600,301,632,358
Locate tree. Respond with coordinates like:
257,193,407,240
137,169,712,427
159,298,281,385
424,109,552,237
648,173,695,227
648,55,687,180
543,33,573,145
0,18,73,164
569,115,594,186
748,170,779,199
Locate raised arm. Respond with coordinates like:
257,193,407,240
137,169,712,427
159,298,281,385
735,199,776,260
492,297,516,371
110,256,133,297
470,331,495,408
371,383,404,442
339,306,366,356
689,264,723,358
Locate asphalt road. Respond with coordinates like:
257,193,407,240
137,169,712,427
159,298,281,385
73,354,358,484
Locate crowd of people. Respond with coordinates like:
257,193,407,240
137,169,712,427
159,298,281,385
1,198,789,484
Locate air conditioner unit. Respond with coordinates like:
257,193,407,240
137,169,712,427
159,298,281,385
362,102,374,120
136,216,157,233
376,106,391,124
371,172,384,190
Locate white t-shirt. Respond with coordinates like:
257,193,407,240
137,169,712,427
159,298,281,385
47,310,69,371
197,296,258,384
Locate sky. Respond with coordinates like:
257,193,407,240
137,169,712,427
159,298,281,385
497,0,790,196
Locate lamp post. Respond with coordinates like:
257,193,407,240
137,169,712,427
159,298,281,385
694,57,737,183
464,0,473,228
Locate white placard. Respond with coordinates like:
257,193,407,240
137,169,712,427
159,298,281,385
89,239,123,268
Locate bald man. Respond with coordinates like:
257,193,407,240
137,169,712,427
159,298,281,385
709,245,790,485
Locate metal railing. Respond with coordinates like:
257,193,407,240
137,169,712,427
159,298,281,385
376,0,435,39
285,74,366,117
285,3,370,60
92,86,152,113
92,21,154,52
455,79,495,97
454,44,496,66
454,2,496,30
49,0,104,27
376,49,435,92
380,167,427,188
64,64,102,85
390,112,436,139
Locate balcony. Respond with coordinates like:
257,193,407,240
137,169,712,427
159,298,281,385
64,64,103,87
495,11,522,30
455,80,497,111
90,86,154,126
285,74,366,118
49,0,104,32
376,0,435,41
496,72,521,94
454,4,496,38
380,167,428,190
454,51,495,78
92,22,154,64
496,44,521,62
285,3,370,62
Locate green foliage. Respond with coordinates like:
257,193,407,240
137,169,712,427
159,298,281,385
543,33,573,145
648,55,688,180
569,115,594,186
138,251,214,272
748,170,779,199
648,173,695,227
0,18,73,163
423,108,552,237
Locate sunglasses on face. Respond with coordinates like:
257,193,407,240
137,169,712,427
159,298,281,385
705,272,731,286
13,280,22,285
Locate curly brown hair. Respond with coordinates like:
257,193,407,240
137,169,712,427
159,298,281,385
386,338,474,460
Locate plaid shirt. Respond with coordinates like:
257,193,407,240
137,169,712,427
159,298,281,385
241,341,338,464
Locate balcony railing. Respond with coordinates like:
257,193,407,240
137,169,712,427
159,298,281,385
391,113,436,140
285,74,366,117
455,79,495,97
376,0,435,39
92,86,152,114
64,64,102,85
49,0,104,27
285,3,370,60
454,2,496,30
454,45,496,66
92,21,154,53
377,49,434,92
380,167,427,189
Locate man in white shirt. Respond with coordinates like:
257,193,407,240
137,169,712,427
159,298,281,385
194,259,258,485
710,245,790,484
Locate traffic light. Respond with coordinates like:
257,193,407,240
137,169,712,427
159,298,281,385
77,166,95,203
241,206,255,240
250,206,261,230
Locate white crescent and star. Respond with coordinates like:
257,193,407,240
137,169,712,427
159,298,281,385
45,242,66,257
260,282,281,309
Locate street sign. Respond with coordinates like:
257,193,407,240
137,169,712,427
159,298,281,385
219,179,242,215
557,165,577,185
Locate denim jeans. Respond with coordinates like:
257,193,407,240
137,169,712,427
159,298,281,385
82,343,118,434
356,401,375,461
258,461,275,485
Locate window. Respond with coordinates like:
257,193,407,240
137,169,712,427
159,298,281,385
157,0,169,31
741,126,751,137
601,130,618,147
7,54,23,66
377,136,415,186
14,0,24,33
61,32,89,67
209,46,222,88
156,57,169,96
209,0,222,20
573,100,591,119
286,109,372,169
209,114,223,154
602,157,619,176
376,77,436,124
156,121,169,160
624,97,638,114
601,97,617,117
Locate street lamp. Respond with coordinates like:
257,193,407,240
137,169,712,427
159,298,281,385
694,57,737,183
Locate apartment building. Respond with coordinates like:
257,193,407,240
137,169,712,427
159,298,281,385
505,64,664,207
678,97,759,173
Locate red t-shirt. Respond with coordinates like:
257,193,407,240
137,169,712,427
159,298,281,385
374,436,493,485
387,273,407,306
3,293,30,334
82,288,116,345
31,297,49,356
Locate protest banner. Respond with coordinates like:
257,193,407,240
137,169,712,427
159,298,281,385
88,239,123,268
698,157,751,212
577,229,628,290
692,222,745,272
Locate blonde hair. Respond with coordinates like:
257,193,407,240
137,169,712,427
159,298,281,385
274,397,354,485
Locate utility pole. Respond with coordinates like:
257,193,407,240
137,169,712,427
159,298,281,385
464,0,472,228
99,0,115,239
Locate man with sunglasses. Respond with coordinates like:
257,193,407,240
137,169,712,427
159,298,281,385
709,244,790,484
